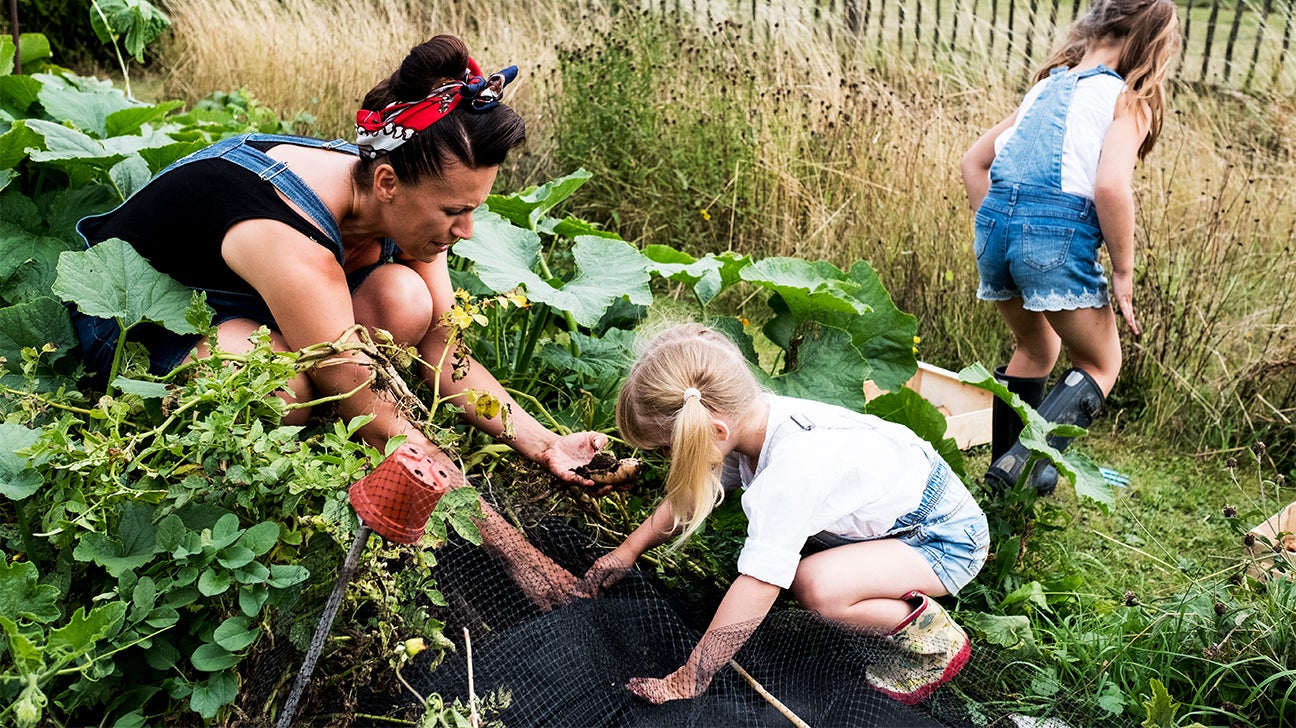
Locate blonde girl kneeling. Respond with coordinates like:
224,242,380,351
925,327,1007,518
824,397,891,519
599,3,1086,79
581,323,989,705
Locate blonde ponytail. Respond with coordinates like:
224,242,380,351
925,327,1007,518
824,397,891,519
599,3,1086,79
615,323,764,548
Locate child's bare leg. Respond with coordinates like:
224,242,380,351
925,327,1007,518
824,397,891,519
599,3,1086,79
995,298,1061,379
790,540,945,631
1043,306,1122,394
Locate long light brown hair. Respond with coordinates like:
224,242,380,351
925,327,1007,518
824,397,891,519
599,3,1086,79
615,323,763,545
1034,0,1181,158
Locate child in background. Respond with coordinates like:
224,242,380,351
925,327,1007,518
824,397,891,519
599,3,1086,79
960,0,1180,493
580,323,988,705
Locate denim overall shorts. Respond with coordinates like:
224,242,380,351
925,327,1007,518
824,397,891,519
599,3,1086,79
71,134,401,377
790,415,990,596
974,66,1121,312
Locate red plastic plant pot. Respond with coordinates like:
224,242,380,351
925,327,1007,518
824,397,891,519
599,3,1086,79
348,444,453,544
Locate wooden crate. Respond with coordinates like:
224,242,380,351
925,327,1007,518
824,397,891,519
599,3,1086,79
865,362,992,450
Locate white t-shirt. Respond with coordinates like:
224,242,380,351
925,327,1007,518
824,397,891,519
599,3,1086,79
993,68,1126,199
723,393,937,589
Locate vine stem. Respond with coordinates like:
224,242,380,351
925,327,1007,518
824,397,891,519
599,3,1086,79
89,0,133,98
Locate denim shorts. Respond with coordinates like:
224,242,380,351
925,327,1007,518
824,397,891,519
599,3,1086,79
805,462,989,596
974,184,1109,312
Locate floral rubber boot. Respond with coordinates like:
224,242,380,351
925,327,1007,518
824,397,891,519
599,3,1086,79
866,591,971,705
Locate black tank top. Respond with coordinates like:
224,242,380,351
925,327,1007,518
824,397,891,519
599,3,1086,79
77,140,340,296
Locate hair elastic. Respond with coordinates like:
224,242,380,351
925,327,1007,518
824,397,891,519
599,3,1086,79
682,387,701,402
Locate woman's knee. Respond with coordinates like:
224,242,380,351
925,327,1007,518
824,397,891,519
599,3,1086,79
353,265,435,346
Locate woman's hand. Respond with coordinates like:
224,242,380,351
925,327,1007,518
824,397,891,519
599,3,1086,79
627,666,705,704
538,431,612,490
577,551,632,597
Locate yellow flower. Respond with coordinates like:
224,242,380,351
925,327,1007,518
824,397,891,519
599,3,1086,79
699,208,711,221
913,336,921,345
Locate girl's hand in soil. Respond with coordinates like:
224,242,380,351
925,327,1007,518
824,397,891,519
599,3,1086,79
538,431,612,492
627,666,704,704
577,552,632,597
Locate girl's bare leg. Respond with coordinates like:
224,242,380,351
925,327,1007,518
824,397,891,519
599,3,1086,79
791,539,946,631
1042,305,1122,394
995,298,1062,379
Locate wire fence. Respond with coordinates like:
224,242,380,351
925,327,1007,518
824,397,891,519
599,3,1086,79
642,0,1296,95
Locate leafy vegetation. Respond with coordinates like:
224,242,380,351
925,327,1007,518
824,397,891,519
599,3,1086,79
3,4,1295,725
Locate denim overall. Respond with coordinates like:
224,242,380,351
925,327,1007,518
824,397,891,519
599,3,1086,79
974,66,1121,312
71,133,401,376
767,411,989,596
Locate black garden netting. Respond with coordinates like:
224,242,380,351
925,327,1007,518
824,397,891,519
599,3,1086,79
237,473,1136,728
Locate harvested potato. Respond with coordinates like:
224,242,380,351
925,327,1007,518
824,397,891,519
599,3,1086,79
572,451,645,489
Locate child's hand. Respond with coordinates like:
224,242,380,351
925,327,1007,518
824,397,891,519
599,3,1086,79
1111,270,1141,336
627,666,704,704
577,552,631,597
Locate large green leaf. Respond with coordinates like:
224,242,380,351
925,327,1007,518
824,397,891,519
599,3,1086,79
0,121,43,169
0,422,42,500
0,75,42,115
17,34,52,69
53,238,199,334
457,213,651,327
40,184,120,239
0,35,12,77
24,118,127,170
485,168,592,230
536,328,636,380
0,296,79,371
0,560,61,623
763,325,869,412
34,73,138,137
837,261,919,392
740,257,870,319
72,503,161,576
643,245,751,307
46,602,127,663
0,222,81,280
106,100,184,137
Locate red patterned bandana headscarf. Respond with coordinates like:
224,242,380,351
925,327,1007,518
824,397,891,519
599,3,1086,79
355,61,518,160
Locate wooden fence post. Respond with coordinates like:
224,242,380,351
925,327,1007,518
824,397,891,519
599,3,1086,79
1202,0,1223,83
1222,0,1246,81
1273,0,1294,90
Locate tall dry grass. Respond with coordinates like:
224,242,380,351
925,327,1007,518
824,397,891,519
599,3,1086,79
158,0,1296,465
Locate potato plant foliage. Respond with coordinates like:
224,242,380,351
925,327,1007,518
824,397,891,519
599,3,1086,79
0,32,1104,726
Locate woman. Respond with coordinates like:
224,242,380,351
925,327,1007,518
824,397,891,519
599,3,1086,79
71,34,607,487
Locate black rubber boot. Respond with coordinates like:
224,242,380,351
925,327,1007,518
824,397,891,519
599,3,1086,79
985,367,1105,495
990,366,1048,463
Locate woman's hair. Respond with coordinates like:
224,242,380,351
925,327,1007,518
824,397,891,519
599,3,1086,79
616,323,764,545
1034,0,1181,158
353,34,526,189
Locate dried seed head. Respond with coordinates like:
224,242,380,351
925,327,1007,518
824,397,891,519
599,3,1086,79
1223,505,1237,518
1123,591,1138,607
1214,602,1227,616
1244,533,1257,548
